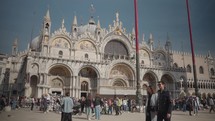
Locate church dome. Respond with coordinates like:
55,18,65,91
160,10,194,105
30,36,40,51
78,24,97,36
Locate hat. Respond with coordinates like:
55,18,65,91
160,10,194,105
158,80,165,84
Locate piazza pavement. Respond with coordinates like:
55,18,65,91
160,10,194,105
0,108,215,121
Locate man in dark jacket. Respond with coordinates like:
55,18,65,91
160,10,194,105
157,81,172,121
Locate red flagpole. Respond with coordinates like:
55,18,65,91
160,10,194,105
134,0,142,108
186,0,199,96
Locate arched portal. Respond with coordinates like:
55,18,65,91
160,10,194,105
30,75,38,98
110,64,134,87
142,72,157,91
109,63,134,96
160,74,174,97
79,67,98,97
48,65,72,95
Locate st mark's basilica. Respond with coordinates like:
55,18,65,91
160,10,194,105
0,9,215,99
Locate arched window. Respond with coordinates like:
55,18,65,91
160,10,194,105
186,65,192,73
173,63,178,68
141,60,144,64
59,51,63,58
85,53,89,59
211,68,215,76
74,28,77,32
45,23,49,29
199,66,204,74
81,81,88,91
104,40,128,56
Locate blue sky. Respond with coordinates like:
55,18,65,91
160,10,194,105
0,0,215,57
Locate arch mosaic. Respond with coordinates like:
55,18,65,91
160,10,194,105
78,65,100,78
51,37,72,49
76,40,97,52
109,63,134,87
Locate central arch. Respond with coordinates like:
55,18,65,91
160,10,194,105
48,65,72,95
79,67,98,98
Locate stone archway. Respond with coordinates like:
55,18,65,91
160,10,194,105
109,64,134,88
161,74,174,97
79,67,98,97
30,75,38,98
142,72,157,91
48,65,72,95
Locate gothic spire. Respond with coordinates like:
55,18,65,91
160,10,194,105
132,27,135,36
44,9,51,21
148,33,154,51
61,18,65,28
73,15,77,26
97,19,101,29
142,33,145,42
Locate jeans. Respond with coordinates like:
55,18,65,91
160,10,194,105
193,106,198,115
95,105,101,120
86,107,92,120
183,104,186,112
61,112,72,121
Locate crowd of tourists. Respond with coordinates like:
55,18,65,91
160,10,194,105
171,95,215,115
0,93,139,117
0,89,214,121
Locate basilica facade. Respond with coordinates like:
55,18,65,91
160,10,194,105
0,10,215,99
